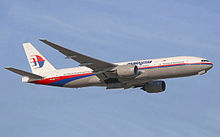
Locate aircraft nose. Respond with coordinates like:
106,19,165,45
206,62,213,70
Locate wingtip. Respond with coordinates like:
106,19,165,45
22,42,32,46
39,39,47,42
4,67,11,70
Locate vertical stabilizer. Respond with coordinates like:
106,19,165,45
23,43,56,75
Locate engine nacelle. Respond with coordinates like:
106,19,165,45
116,65,138,78
142,81,166,93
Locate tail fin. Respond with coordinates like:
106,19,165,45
23,43,56,75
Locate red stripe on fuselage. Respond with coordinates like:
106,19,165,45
29,73,93,85
138,62,212,69
29,62,212,85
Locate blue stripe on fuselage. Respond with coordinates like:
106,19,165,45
48,63,211,86
138,63,211,70
49,74,94,86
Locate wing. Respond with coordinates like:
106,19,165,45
40,39,117,81
40,39,116,71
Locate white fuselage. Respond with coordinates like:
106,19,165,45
29,56,213,88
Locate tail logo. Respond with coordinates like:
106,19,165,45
30,55,45,68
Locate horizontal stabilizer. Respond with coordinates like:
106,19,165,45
4,67,43,79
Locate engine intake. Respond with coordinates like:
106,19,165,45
116,65,138,78
142,81,166,93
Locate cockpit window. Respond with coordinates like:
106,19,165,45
201,60,209,62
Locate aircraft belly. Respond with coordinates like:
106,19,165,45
53,65,205,88
137,65,203,79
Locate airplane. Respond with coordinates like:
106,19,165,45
5,39,213,93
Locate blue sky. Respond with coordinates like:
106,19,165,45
1,0,220,137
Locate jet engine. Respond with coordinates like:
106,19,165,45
116,65,138,78
142,81,166,93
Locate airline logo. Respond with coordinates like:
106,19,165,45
128,60,152,65
30,55,45,68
